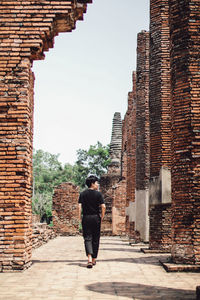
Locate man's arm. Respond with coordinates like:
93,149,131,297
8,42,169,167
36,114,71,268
101,203,106,220
78,203,82,221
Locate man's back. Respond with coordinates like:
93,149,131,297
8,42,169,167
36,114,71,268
79,189,104,215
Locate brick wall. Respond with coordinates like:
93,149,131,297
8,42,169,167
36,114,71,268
148,0,172,250
100,174,119,235
0,0,91,272
112,179,126,236
136,31,150,191
122,72,137,239
135,31,150,242
52,182,80,236
149,203,172,251
149,0,171,180
169,0,200,264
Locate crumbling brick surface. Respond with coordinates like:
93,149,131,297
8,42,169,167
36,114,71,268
122,72,137,238
0,0,91,272
149,0,171,178
32,223,57,250
136,31,150,191
112,179,126,235
149,203,172,251
169,0,200,264
147,0,172,250
100,112,123,235
100,174,119,235
52,182,80,236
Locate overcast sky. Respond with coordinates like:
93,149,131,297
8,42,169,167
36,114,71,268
32,0,149,165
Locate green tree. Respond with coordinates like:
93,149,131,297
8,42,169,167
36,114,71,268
32,149,75,217
73,141,110,189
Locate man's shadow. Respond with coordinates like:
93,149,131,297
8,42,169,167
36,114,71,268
86,282,195,300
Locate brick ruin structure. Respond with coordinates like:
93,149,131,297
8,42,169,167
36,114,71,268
52,182,79,235
170,0,200,265
100,112,125,235
0,0,200,273
0,0,92,272
135,31,150,243
121,72,136,239
143,0,172,252
103,0,200,267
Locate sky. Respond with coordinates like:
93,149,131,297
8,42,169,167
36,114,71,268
32,0,150,165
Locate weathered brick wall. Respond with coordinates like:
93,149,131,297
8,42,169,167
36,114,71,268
0,0,91,272
149,203,172,251
52,182,79,235
149,0,171,181
100,112,122,235
100,174,119,235
148,0,172,250
136,31,150,191
32,223,57,250
126,73,136,207
135,31,150,242
122,72,137,239
112,179,126,236
169,0,200,264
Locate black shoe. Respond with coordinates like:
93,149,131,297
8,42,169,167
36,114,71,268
87,262,93,268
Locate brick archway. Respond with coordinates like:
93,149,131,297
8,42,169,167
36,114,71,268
0,0,92,272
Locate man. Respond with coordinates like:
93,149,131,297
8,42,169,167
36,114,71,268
78,175,106,268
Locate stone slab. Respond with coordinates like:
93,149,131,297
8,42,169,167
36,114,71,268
160,260,200,273
141,248,170,254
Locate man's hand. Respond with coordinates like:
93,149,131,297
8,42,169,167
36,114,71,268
78,203,82,221
101,204,106,221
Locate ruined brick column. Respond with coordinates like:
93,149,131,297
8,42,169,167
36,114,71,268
52,182,79,236
100,112,122,235
123,72,137,239
135,31,150,242
0,1,91,272
149,0,172,251
169,0,200,264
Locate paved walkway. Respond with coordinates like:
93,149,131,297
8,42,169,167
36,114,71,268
0,236,199,300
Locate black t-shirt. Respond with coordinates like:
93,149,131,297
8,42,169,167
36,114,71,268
78,189,104,216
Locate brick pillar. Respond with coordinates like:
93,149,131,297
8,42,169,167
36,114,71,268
169,0,200,264
135,31,150,242
0,59,34,272
123,72,137,239
0,0,92,272
149,0,172,250
149,203,172,251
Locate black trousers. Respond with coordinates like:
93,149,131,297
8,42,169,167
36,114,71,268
82,214,101,259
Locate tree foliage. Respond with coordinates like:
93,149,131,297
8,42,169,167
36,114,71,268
74,141,110,189
32,149,75,217
32,142,110,217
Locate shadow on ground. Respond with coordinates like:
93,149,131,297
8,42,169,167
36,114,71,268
100,247,139,253
32,254,169,267
86,282,195,300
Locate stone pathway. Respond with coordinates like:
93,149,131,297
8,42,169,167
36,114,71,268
0,236,199,300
